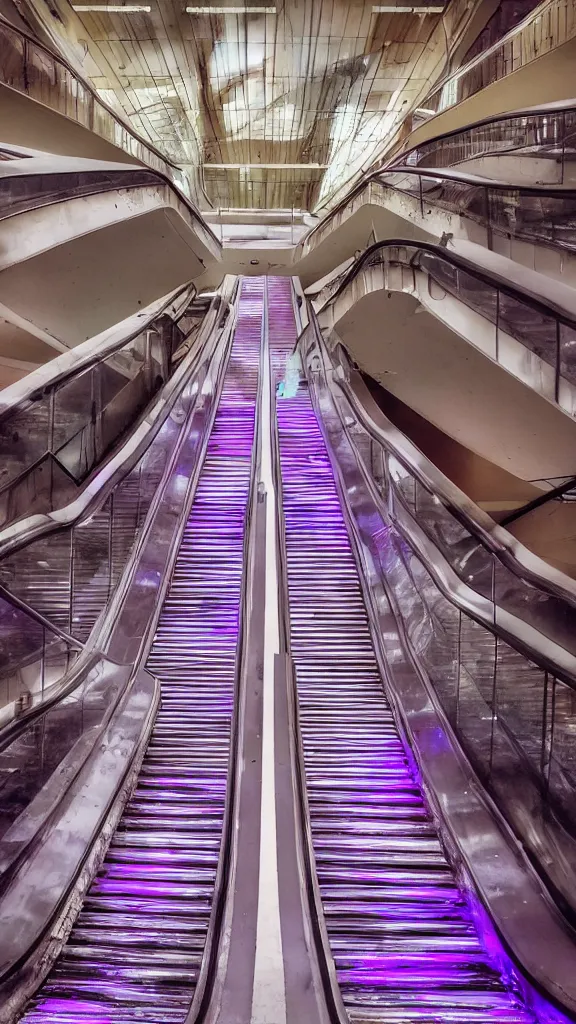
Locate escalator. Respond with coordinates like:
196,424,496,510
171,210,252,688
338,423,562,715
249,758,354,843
9,275,576,1024
20,278,263,1023
273,284,540,1024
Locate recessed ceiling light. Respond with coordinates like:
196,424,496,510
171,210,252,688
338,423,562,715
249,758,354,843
72,4,151,10
186,5,276,12
372,5,444,11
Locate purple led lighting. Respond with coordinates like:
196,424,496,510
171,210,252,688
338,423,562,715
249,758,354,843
273,283,540,1022
22,277,264,1023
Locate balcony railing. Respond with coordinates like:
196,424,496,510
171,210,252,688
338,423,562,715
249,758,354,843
420,0,576,122
398,102,576,185
301,162,576,265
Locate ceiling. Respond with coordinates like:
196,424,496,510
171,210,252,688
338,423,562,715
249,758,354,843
19,0,470,212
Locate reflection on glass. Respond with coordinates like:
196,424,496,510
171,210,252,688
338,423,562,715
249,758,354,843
560,322,576,386
498,292,558,367
0,316,173,531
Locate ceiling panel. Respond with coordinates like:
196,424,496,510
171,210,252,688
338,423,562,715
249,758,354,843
21,0,462,210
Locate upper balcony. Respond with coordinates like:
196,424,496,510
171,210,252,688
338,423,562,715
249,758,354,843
0,144,221,351
400,0,576,152
0,11,207,205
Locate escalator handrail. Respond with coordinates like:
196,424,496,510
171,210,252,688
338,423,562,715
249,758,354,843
0,281,195,422
313,237,576,332
300,162,576,256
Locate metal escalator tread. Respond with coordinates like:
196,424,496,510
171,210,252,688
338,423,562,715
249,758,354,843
22,277,264,1024
276,388,537,1022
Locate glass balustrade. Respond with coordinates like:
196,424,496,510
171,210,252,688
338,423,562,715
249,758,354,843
420,0,576,122
326,361,576,837
401,107,576,185
0,16,198,202
303,166,576,261
315,241,576,416
0,308,185,534
0,357,201,729
0,167,161,221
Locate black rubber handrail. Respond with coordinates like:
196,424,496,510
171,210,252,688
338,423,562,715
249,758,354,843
315,237,576,333
302,162,576,252
394,101,576,164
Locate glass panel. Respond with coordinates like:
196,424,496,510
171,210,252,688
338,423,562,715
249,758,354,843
559,322,576,385
0,654,119,841
489,189,576,250
563,110,576,186
0,22,25,91
70,503,112,642
0,397,51,491
56,423,96,482
0,169,159,221
387,456,415,512
456,615,496,777
0,596,44,713
412,478,496,600
0,531,72,635
420,251,458,299
494,637,546,773
455,268,498,325
548,677,576,830
53,368,94,452
497,291,558,367
493,558,576,657
396,539,460,717
99,369,149,456
0,457,77,530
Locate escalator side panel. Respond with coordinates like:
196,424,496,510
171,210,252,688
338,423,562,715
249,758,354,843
21,277,264,1024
